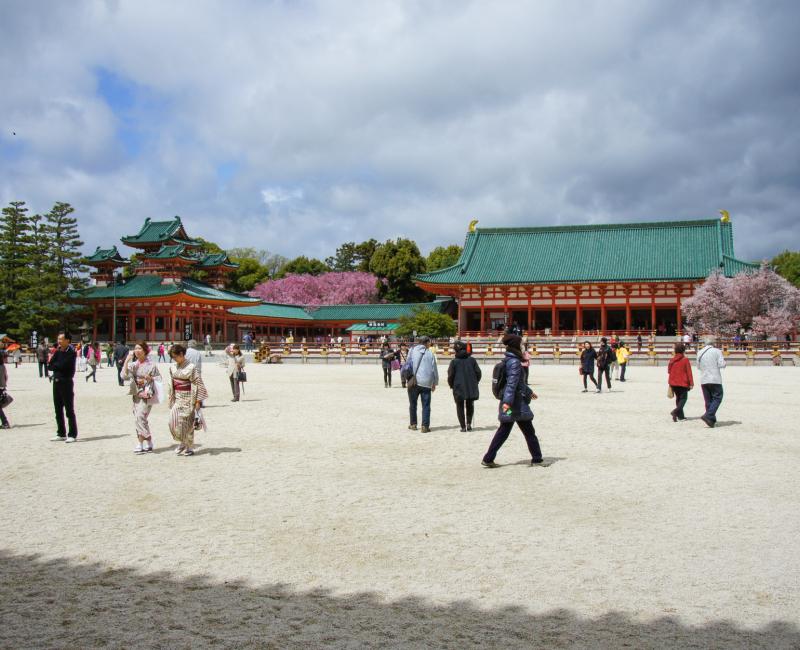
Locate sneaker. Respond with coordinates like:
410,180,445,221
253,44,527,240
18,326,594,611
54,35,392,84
408,424,417,431
466,425,473,431
700,415,715,428
460,427,467,432
65,437,76,443
531,458,544,466
481,460,500,468
50,435,66,441
0,423,10,429
134,444,144,454
420,426,431,433
145,442,154,452
175,445,186,455
183,448,195,456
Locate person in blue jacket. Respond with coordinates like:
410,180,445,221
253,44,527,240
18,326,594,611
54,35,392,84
482,333,543,468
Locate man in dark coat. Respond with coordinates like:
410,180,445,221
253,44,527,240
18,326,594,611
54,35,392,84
36,342,49,378
48,332,78,442
482,333,543,467
447,341,481,431
113,340,129,386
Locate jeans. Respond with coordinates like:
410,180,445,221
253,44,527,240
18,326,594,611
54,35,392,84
383,365,392,387
116,362,125,386
454,397,475,429
53,379,78,438
619,363,627,381
408,386,432,427
38,361,49,378
483,419,542,463
671,385,689,419
701,384,723,423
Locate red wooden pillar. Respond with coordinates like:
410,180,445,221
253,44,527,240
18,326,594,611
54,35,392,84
457,290,463,336
624,286,632,334
599,287,607,334
479,289,486,335
650,286,657,332
575,286,583,333
171,303,177,341
550,287,557,334
131,305,137,340
526,288,533,333
675,284,683,335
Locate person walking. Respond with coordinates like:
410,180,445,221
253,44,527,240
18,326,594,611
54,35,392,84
166,344,208,456
596,337,613,392
12,346,22,368
447,340,481,431
226,344,245,402
380,341,395,388
48,332,78,442
482,333,543,467
579,341,599,392
397,343,409,388
85,342,101,383
105,342,114,367
616,341,631,382
36,341,49,379
403,336,438,432
204,333,214,357
0,341,11,429
157,343,167,363
667,342,693,421
185,340,203,372
123,341,161,453
113,340,129,386
697,336,726,428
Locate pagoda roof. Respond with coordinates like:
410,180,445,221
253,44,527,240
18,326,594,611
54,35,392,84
229,299,451,322
143,244,198,262
415,219,759,286
74,275,260,304
84,246,128,265
197,252,239,269
121,217,201,248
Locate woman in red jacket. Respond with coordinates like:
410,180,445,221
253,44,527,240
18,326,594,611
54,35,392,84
667,342,694,421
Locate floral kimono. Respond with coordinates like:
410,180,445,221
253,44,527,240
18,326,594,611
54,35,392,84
125,359,161,441
166,360,208,448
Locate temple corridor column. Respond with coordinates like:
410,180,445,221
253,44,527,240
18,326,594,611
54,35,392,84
624,286,632,334
599,287,607,334
650,286,657,332
92,305,98,341
549,287,557,334
526,288,532,332
479,289,486,334
575,286,583,333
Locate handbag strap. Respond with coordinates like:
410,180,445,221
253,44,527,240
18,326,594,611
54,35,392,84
412,348,425,379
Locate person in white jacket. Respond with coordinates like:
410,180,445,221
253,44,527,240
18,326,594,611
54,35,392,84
696,336,726,427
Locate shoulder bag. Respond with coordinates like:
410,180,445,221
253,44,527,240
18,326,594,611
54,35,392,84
406,350,424,389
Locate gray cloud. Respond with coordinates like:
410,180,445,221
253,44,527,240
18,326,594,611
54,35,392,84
1,0,798,262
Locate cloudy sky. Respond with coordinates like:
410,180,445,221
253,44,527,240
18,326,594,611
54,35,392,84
1,0,798,262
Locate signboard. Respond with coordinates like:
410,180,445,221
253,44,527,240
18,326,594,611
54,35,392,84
30,330,38,347
183,322,193,341
367,321,387,328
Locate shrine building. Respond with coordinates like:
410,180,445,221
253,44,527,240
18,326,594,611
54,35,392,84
414,217,758,336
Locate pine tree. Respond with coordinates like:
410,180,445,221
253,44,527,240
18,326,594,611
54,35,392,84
0,201,37,336
43,202,87,297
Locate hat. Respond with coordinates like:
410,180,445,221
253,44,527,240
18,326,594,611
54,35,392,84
502,333,522,351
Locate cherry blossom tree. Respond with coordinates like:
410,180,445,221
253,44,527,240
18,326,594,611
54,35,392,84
249,271,380,305
682,265,800,337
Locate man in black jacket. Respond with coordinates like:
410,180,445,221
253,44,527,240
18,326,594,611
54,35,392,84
113,340,129,386
48,332,79,442
596,337,613,392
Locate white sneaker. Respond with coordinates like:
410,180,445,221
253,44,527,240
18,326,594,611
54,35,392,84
50,436,66,441
134,443,143,454
145,442,154,452
175,445,185,455
65,437,76,443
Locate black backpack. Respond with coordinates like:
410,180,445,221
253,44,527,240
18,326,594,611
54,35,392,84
491,360,507,400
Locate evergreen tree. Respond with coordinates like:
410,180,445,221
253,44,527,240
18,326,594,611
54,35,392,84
0,201,37,336
369,238,430,303
426,244,462,272
43,202,87,297
18,212,62,334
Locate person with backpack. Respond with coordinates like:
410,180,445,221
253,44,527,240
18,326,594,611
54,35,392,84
380,341,395,388
447,340,481,431
482,333,543,468
596,337,613,392
401,336,438,432
579,341,599,392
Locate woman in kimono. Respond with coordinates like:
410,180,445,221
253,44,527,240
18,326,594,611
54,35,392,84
166,343,208,457
123,341,161,453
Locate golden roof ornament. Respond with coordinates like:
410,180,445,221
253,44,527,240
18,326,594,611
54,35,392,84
719,209,730,223
468,219,479,232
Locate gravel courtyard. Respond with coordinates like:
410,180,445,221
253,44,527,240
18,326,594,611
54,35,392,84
1,359,798,648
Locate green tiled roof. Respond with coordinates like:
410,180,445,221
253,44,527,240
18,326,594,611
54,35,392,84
415,219,758,286
75,276,260,303
198,253,238,268
229,299,451,322
122,217,201,247
228,303,314,320
346,322,401,332
144,245,197,261
84,246,128,265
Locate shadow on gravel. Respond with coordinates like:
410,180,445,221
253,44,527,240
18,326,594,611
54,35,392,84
0,551,797,649
77,434,129,442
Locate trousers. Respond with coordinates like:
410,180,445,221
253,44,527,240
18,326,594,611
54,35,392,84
38,361,49,378
671,385,689,419
701,384,723,423
53,379,78,438
597,366,611,389
408,386,432,427
483,419,542,463
230,376,240,401
454,397,475,429
383,365,392,386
